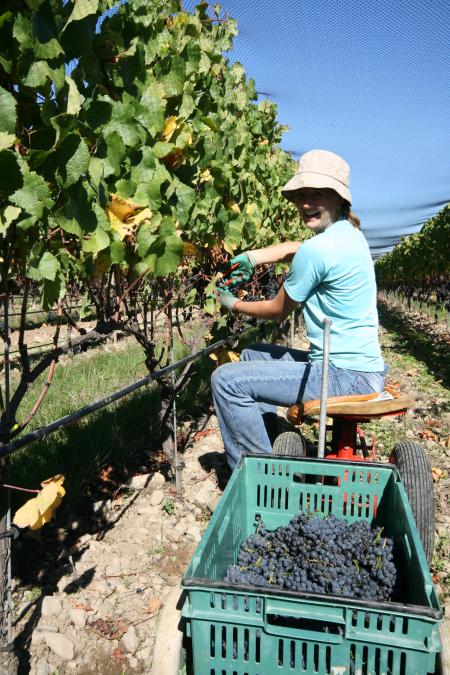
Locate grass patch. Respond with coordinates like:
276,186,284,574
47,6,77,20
7,328,215,508
6,319,267,509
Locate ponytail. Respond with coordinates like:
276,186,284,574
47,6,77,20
341,201,361,229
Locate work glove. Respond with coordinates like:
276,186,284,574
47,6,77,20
216,286,239,311
224,252,256,287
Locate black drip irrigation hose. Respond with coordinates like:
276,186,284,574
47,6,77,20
0,335,239,459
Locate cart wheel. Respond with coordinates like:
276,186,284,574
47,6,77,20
273,431,306,457
391,440,435,564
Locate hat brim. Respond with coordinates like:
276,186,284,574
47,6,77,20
282,171,352,205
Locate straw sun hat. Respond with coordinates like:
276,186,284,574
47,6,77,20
282,149,352,205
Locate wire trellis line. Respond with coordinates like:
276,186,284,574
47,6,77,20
0,334,245,459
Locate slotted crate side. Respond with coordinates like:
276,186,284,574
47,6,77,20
187,615,438,675
184,587,441,651
375,474,438,609
245,456,392,531
186,462,248,580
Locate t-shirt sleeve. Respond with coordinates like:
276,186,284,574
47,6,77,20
283,241,326,302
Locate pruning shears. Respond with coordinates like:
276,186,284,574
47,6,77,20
219,262,240,288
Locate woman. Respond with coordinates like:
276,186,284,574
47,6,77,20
212,149,385,470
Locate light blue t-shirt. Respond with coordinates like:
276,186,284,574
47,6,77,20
283,219,384,372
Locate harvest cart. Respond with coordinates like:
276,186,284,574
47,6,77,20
180,319,445,674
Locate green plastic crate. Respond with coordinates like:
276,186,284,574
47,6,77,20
181,454,443,675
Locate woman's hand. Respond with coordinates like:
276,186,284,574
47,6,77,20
216,286,240,311
226,253,256,287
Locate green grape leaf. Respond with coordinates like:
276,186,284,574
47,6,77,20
179,93,195,119
54,207,82,237
161,55,186,97
0,86,17,134
186,43,201,74
0,205,21,236
24,61,65,92
65,77,82,115
38,251,59,281
0,132,16,150
84,99,113,133
42,273,65,310
152,141,175,158
0,11,14,30
54,134,90,188
104,102,144,148
81,226,110,254
154,235,183,276
174,179,196,226
13,13,32,48
63,0,99,31
88,157,104,187
137,222,157,258
11,168,53,219
33,16,64,59
50,113,77,144
145,162,171,210
110,239,125,264
104,130,126,176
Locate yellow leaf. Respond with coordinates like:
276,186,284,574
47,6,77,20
431,467,447,481
41,474,65,488
13,476,65,530
162,116,179,142
127,207,152,226
108,194,139,222
245,203,257,215
13,498,41,530
226,200,241,214
209,347,240,366
36,483,65,514
199,168,212,183
259,139,269,146
107,207,133,241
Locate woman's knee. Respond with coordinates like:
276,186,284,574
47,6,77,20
240,344,272,362
211,363,237,395
240,345,259,362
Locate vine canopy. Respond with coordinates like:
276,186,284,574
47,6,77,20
0,0,299,308
375,205,450,289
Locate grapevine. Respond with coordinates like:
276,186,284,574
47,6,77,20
375,205,450,312
0,0,307,443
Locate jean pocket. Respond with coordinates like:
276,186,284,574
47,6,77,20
349,373,384,395
331,368,360,397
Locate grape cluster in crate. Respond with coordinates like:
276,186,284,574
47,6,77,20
225,513,397,602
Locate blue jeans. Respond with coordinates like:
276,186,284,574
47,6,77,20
211,343,386,470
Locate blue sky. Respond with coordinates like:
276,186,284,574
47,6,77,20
184,0,449,254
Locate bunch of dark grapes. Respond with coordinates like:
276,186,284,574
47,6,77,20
217,264,283,301
225,514,397,602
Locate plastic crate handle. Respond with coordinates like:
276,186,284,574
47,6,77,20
264,599,346,643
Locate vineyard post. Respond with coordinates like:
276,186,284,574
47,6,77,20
170,314,182,495
0,292,14,667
